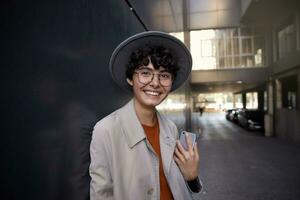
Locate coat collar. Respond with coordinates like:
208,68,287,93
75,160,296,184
119,99,177,175
119,99,146,148
119,99,176,148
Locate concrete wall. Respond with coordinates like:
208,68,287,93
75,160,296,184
191,67,271,84
274,68,300,142
275,109,300,143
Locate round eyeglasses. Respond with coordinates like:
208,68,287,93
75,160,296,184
134,68,173,87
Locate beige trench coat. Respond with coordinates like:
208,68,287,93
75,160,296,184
90,99,197,200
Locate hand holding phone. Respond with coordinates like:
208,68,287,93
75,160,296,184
179,131,197,150
174,131,200,182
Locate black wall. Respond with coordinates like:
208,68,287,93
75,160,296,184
2,1,146,199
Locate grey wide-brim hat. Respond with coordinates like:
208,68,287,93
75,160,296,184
109,31,192,92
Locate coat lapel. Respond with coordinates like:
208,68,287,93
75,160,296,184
157,112,177,177
119,99,146,148
119,99,177,176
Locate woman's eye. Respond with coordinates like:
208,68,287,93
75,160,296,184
140,70,151,76
161,73,171,79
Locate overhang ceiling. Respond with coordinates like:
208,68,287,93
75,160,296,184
188,0,241,30
190,82,261,94
130,0,242,32
240,0,300,29
190,67,271,93
129,0,184,32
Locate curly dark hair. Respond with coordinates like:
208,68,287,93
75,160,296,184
126,45,179,80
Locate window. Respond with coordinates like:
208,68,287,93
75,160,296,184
255,49,263,66
191,30,217,70
264,91,268,111
277,23,296,59
242,38,252,54
254,37,264,66
201,40,214,57
234,94,243,108
191,27,265,70
197,93,234,111
246,92,258,109
288,92,297,109
280,75,298,109
241,56,254,67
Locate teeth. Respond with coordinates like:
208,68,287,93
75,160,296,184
145,91,160,96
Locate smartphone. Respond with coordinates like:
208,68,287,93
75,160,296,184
179,131,197,150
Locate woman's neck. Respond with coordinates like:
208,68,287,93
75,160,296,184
133,99,157,127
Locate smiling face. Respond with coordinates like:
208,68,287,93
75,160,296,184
127,60,172,110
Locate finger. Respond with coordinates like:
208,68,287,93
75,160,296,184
173,155,181,165
174,145,185,162
185,132,193,151
175,144,191,162
176,140,187,155
193,142,200,160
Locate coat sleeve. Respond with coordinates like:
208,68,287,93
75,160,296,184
89,124,114,200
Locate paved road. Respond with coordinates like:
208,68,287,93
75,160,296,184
191,112,300,200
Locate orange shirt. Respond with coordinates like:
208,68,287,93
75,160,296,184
142,122,173,200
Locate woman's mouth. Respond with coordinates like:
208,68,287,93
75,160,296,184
144,90,161,96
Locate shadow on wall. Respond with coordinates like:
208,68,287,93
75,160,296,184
2,0,144,199
3,63,99,200
31,73,97,200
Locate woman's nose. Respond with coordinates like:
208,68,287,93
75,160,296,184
150,74,160,87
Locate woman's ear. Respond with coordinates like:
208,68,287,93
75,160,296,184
126,78,133,86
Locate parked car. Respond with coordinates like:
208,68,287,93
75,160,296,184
236,109,264,131
226,108,239,122
225,109,234,120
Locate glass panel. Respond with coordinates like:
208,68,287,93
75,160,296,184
277,24,296,59
226,38,232,55
190,27,265,70
242,38,252,54
233,38,240,55
197,93,234,111
191,30,217,70
233,56,240,67
235,94,243,108
201,40,213,57
219,57,225,68
288,92,297,109
254,37,264,66
218,38,225,58
254,49,262,66
280,75,298,109
241,56,254,67
225,57,232,68
264,91,268,111
246,92,258,109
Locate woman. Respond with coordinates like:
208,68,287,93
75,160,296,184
90,31,202,200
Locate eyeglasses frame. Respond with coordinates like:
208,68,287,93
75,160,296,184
133,67,173,87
